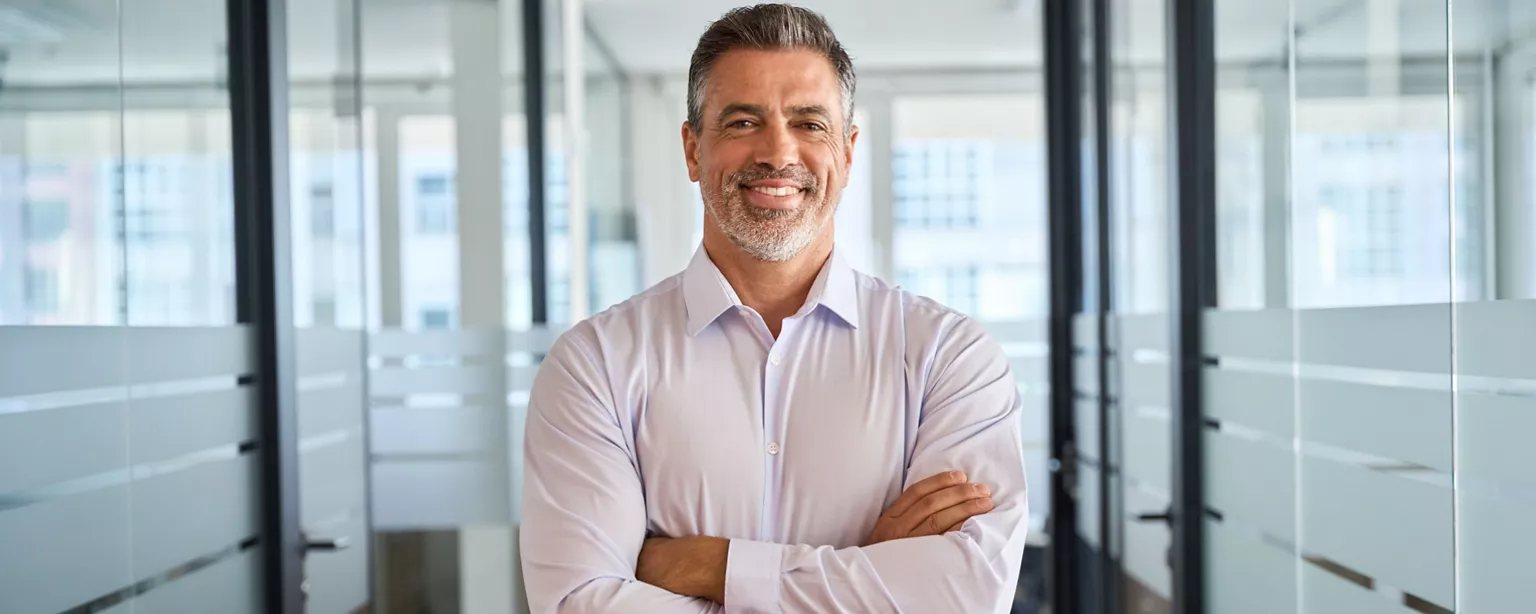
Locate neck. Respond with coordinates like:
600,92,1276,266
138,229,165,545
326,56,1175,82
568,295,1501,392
703,231,833,338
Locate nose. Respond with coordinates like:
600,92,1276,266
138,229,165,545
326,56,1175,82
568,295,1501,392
753,122,799,170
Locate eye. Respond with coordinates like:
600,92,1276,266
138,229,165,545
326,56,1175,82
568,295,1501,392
727,119,756,129
802,122,827,132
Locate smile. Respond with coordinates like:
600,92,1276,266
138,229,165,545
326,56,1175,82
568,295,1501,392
747,185,803,197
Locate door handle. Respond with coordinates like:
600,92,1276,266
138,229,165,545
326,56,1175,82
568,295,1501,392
1133,509,1172,525
304,536,351,552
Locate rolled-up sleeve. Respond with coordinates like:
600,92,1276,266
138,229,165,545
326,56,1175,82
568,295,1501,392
721,316,1030,614
521,326,722,614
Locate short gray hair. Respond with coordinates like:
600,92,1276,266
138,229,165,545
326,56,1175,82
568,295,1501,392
686,4,856,133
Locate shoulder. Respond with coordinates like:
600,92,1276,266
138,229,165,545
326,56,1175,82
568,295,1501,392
549,273,687,357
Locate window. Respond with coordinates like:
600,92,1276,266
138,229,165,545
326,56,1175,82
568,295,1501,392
24,267,59,314
23,200,69,242
419,307,454,330
123,206,180,243
415,174,454,235
893,142,982,229
310,184,336,237
895,266,980,314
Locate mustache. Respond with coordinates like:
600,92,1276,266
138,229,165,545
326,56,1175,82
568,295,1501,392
730,165,818,192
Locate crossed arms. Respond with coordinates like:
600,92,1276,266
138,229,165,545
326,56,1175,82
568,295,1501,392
520,319,1030,613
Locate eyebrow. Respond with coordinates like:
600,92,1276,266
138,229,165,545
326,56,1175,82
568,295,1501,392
714,104,836,124
716,103,765,123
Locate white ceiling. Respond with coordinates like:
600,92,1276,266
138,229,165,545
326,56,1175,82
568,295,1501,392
0,0,1531,87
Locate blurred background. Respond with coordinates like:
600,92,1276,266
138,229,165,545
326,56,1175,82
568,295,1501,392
0,0,1532,613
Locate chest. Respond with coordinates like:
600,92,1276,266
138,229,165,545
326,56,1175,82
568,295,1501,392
629,321,916,545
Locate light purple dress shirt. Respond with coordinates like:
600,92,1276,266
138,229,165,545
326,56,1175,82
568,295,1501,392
521,247,1030,614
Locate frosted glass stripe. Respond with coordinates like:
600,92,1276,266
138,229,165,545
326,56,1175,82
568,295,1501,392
509,364,540,393
296,327,365,376
1118,313,1168,352
1124,412,1170,493
370,329,502,357
1072,314,1099,350
372,459,511,529
0,326,252,397
132,456,258,576
1457,299,1536,379
0,388,254,495
1077,460,1101,548
1300,457,1453,605
371,405,505,455
0,399,128,496
1458,491,1536,613
369,365,501,396
301,435,368,524
1007,357,1047,385
1122,362,1170,409
1122,486,1171,597
1203,368,1293,436
508,326,560,353
1302,564,1418,614
299,377,364,438
1075,354,1099,395
982,320,1048,345
1299,380,1451,472
1207,518,1295,614
1205,432,1293,540
0,487,133,614
117,548,261,614
1076,399,1100,461
1203,309,1293,361
1296,304,1452,373
1458,393,1536,485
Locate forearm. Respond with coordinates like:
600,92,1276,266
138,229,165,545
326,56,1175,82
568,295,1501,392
649,514,1027,613
543,576,722,614
727,523,1027,613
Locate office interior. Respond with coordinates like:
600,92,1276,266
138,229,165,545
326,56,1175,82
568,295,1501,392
0,0,1532,612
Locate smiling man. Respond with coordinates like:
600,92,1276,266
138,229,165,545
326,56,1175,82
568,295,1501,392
520,4,1029,613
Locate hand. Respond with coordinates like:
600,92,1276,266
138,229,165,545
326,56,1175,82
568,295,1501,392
636,535,729,604
865,471,994,546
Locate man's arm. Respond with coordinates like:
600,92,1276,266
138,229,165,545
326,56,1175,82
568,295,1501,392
520,326,722,614
638,316,1030,613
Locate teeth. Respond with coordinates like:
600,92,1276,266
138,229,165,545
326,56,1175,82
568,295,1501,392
750,185,800,197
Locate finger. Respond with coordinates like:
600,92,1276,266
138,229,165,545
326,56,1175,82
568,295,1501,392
895,483,989,536
883,470,968,519
914,497,994,537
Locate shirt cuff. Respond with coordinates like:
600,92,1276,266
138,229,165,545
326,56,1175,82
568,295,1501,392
724,539,783,614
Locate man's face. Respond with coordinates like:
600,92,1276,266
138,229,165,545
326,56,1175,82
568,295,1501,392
683,48,858,262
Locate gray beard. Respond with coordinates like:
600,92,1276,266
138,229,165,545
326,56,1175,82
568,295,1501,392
704,187,832,262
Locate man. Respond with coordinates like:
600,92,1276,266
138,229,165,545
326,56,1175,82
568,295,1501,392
521,4,1029,612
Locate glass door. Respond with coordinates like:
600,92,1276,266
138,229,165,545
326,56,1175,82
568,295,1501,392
1109,0,1175,610
288,0,374,610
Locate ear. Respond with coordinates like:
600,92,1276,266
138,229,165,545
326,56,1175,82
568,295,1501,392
844,123,859,175
682,122,701,182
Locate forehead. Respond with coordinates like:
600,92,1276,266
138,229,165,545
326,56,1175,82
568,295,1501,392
702,48,842,110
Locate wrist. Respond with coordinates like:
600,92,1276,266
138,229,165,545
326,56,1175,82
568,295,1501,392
681,536,729,603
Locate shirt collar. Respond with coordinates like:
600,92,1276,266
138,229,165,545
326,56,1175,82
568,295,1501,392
683,246,861,336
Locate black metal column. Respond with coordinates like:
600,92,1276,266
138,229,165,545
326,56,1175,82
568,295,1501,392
522,0,550,325
227,0,303,611
1167,0,1216,610
1091,0,1120,613
1043,0,1083,612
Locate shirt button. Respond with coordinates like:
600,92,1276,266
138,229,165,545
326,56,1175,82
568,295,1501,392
737,308,749,318
769,353,782,366
767,441,780,455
